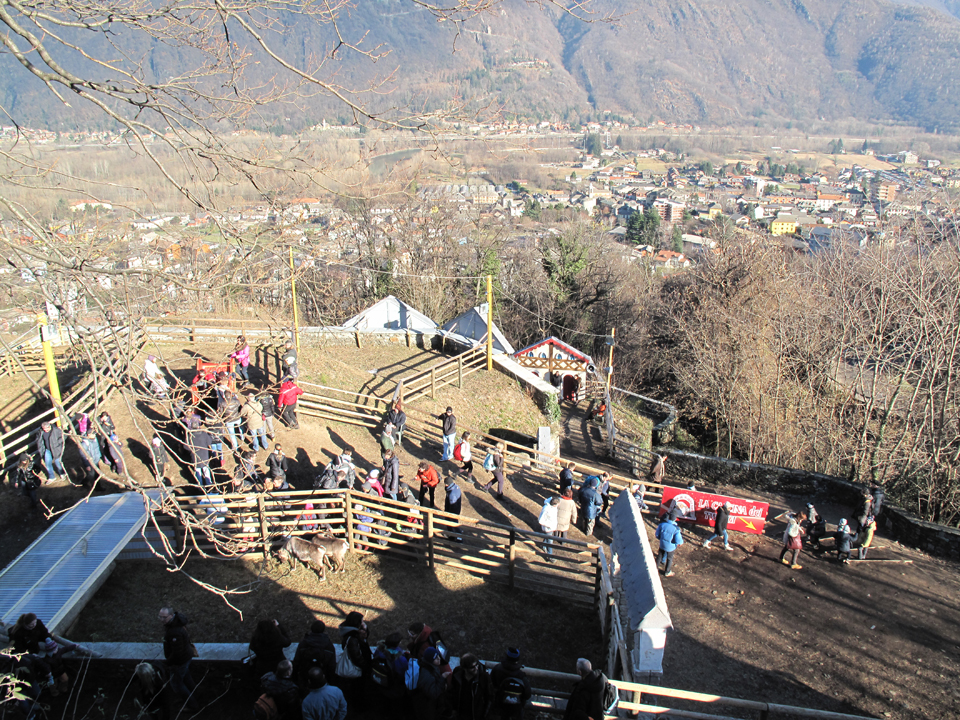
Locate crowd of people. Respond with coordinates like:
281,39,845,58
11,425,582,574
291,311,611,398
152,606,617,720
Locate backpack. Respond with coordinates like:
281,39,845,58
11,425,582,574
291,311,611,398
496,675,526,707
453,443,464,462
371,653,398,688
253,694,278,720
428,630,449,664
381,432,395,451
603,678,619,715
404,659,420,691
483,452,495,471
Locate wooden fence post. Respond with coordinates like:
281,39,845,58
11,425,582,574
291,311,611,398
257,495,269,559
190,326,196,343
457,354,464,388
430,367,436,399
425,510,435,569
355,328,362,349
405,329,411,348
344,491,355,549
508,528,516,588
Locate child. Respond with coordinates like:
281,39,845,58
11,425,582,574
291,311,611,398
457,432,474,483
835,518,856,564
655,515,684,577
778,511,806,569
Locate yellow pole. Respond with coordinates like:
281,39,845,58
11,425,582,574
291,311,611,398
486,275,493,371
606,327,616,394
38,315,63,426
289,247,301,354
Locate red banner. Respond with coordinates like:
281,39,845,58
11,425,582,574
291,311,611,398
658,487,769,535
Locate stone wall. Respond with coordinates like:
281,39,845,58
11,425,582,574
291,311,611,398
656,447,960,561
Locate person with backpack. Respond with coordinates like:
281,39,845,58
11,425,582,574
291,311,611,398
220,389,243,451
407,623,451,672
857,515,877,560
559,461,576,494
380,422,397,457
259,659,301,720
447,653,492,720
578,477,603,536
563,658,616,720
439,407,457,462
266,444,289,483
416,461,440,509
370,632,409,708
778,511,806,569
455,432,474,483
412,648,450,720
479,443,507,499
293,621,337,689
655,514,684,577
490,647,530,720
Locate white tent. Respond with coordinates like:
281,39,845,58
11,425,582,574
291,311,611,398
610,491,673,678
441,303,514,355
342,295,437,332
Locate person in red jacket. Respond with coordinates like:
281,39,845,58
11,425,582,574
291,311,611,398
416,461,440,509
277,380,304,430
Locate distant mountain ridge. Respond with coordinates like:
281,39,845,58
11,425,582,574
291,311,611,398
2,0,960,131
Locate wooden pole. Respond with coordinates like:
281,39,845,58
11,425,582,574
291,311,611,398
38,317,63,426
430,367,436,399
425,511,435,569
606,327,616,394
458,354,464,388
508,528,516,588
344,492,355,549
257,495,269,560
486,275,494,371
289,247,301,354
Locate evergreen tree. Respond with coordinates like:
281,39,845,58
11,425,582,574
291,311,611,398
672,225,684,253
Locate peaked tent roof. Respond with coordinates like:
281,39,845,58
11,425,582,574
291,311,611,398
342,295,438,332
441,303,514,355
514,336,593,364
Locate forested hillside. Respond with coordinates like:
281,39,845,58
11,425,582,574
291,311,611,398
3,0,960,130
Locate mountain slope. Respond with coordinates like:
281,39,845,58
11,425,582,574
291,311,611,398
1,0,959,130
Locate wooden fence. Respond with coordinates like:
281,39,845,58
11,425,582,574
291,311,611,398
162,488,601,607
396,344,487,404
0,326,144,471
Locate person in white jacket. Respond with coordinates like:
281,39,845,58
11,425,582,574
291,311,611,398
539,496,560,561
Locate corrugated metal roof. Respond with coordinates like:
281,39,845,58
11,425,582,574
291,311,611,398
0,491,157,632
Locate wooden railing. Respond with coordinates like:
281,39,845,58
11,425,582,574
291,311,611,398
397,344,487,403
160,488,601,607
514,355,589,374
0,326,144,471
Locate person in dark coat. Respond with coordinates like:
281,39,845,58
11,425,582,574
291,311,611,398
439,407,457,462
11,454,42,511
563,658,611,720
835,518,856,564
188,428,213,486
159,607,197,710
702,501,732,550
381,449,400,501
386,402,406,446
36,421,66,482
413,648,450,720
336,612,371,708
559,462,576,494
447,653,492,720
249,619,292,679
260,659,301,720
294,621,337,688
259,392,278,440
577,477,603,536
151,434,169,483
489,647,530,720
266,444,289,481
